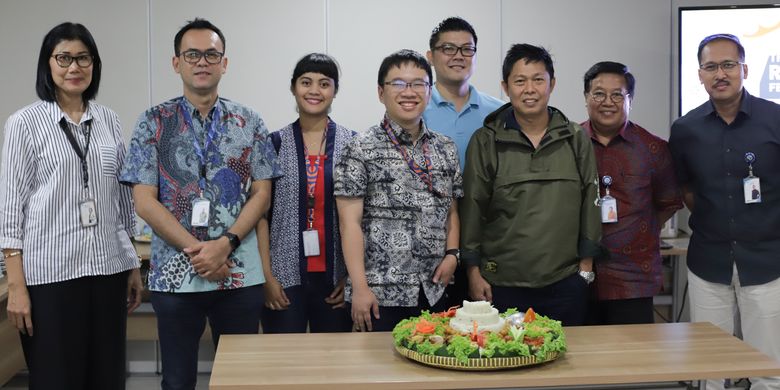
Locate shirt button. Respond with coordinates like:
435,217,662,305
726,148,731,152
728,195,733,199
726,172,732,176
732,241,737,245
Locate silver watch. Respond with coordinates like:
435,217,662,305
578,270,595,284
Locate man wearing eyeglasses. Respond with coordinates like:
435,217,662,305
422,17,503,310
460,44,602,326
120,18,282,390
424,17,503,170
581,61,682,325
669,33,780,390
335,50,462,332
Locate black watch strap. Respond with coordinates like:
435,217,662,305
445,248,460,266
222,232,240,252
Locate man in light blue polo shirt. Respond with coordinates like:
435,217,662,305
424,17,504,170
424,17,502,308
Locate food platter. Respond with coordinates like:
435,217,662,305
395,345,560,371
392,302,567,371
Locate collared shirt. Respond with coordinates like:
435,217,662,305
0,100,138,285
583,120,682,300
423,84,504,169
669,89,780,286
120,96,282,293
334,115,463,307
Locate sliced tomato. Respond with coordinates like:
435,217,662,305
524,335,545,347
523,307,536,323
415,319,437,334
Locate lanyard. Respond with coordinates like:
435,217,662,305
59,117,93,191
179,100,221,195
381,117,439,197
303,125,328,229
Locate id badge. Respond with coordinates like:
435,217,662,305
79,198,98,227
600,196,618,223
302,229,320,256
744,176,762,204
191,198,211,227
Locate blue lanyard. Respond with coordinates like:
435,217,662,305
179,100,221,195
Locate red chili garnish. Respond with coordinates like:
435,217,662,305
432,305,460,318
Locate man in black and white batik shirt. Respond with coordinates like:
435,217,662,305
335,49,463,332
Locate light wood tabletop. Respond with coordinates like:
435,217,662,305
209,322,780,389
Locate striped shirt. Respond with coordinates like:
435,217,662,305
0,100,138,285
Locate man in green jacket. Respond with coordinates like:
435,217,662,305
460,43,602,326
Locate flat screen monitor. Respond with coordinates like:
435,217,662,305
679,4,780,116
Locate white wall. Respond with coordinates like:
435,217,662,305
0,0,148,144
1,0,774,150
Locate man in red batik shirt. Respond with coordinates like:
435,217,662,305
581,61,682,324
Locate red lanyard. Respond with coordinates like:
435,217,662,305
381,117,440,197
303,126,328,229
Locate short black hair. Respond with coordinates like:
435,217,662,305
291,53,341,92
377,49,433,86
697,33,745,63
583,61,635,97
429,17,477,49
174,18,226,56
502,43,554,83
36,22,102,104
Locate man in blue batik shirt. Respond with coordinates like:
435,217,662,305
120,18,282,390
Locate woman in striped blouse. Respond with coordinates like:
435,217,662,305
0,22,142,389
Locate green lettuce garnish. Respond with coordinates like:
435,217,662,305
446,335,478,364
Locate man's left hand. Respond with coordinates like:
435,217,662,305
432,255,457,286
185,238,231,279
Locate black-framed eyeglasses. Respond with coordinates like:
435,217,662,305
179,49,224,64
384,80,431,93
52,54,93,68
434,44,477,57
699,60,743,73
589,91,629,103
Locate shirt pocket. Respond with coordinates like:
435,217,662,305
98,145,119,177
622,173,651,193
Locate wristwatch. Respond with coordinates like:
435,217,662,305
221,232,241,253
445,248,460,266
578,270,595,284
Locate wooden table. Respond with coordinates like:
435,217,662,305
209,322,780,389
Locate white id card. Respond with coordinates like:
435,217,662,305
600,196,618,223
302,229,320,256
744,176,762,204
79,198,98,227
191,198,210,227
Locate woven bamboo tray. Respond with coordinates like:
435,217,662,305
395,345,561,371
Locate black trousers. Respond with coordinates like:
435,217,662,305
348,286,447,332
20,271,129,390
490,272,589,326
592,297,655,325
261,272,352,333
